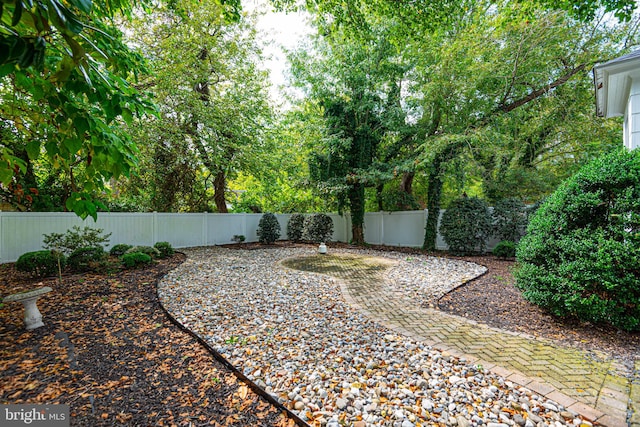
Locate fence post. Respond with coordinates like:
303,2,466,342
203,213,208,246
153,211,158,244
242,213,247,241
0,210,3,262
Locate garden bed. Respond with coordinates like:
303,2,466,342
0,254,291,426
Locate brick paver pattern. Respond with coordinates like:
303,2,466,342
282,253,638,427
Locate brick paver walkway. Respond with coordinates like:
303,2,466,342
283,253,639,427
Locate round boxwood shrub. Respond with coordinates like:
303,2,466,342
110,244,133,257
439,196,492,255
154,241,174,259
67,246,106,272
126,245,161,258
121,252,152,269
287,213,305,242
492,198,528,243
303,213,334,243
515,149,640,331
16,250,65,278
257,213,281,244
492,240,516,258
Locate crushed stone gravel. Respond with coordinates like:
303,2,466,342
158,247,584,427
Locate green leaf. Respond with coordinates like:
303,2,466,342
26,140,42,160
121,107,133,125
68,0,92,14
73,116,90,135
11,1,23,26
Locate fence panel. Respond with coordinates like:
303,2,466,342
1,209,501,263
155,213,206,248
381,210,426,248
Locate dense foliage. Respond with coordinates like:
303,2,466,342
43,226,111,256
121,252,153,268
15,250,64,278
110,244,133,257
126,246,161,258
492,241,517,258
154,242,174,259
439,197,492,255
492,198,529,243
515,149,640,331
287,213,306,242
303,213,334,243
67,246,106,272
257,213,281,244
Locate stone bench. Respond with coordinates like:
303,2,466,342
3,286,53,330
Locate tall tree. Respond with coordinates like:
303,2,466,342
120,1,274,212
290,27,403,243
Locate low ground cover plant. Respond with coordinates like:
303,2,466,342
154,242,174,259
110,244,133,257
121,252,152,268
67,246,106,272
16,250,64,278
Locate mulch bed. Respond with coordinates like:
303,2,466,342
0,254,293,427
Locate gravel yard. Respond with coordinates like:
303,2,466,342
159,246,586,427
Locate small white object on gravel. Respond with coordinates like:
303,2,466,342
159,247,575,427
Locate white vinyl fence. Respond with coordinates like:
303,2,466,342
0,210,476,263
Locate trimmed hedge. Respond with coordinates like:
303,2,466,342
257,213,281,244
110,244,133,257
121,252,152,268
492,240,516,258
515,149,640,331
492,198,528,243
303,213,334,243
287,213,305,242
68,246,106,272
154,242,174,259
16,250,64,278
439,197,492,255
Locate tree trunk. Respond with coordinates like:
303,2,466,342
213,171,228,213
349,183,366,245
422,139,466,250
376,183,384,211
398,171,415,210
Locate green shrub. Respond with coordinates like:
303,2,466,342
121,252,152,268
110,244,133,257
492,198,528,243
67,246,106,272
43,226,111,256
439,196,492,255
515,149,640,331
125,245,161,258
154,242,174,259
492,240,516,258
16,250,65,278
257,213,281,244
287,214,305,242
232,235,245,243
303,213,334,243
